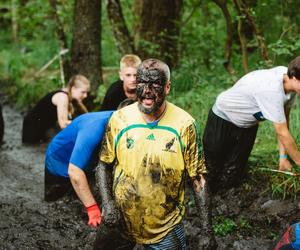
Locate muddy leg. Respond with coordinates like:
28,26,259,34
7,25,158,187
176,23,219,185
221,124,258,189
203,109,227,193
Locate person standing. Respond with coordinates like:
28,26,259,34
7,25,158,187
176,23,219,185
95,59,217,249
22,75,90,143
100,54,141,111
203,56,300,193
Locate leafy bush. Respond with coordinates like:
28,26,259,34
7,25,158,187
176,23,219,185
213,216,236,236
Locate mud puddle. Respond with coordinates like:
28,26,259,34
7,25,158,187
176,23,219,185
0,104,299,249
0,105,96,250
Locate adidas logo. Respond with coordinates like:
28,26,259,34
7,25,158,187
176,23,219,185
146,133,155,141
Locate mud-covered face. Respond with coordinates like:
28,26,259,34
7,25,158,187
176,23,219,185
136,68,168,115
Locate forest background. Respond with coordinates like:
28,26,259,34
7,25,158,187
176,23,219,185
1,0,300,199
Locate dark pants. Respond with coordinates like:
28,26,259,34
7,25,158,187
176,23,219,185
94,222,185,250
44,168,72,202
203,109,258,193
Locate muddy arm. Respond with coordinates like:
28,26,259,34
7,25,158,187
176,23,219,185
191,174,217,250
95,161,120,226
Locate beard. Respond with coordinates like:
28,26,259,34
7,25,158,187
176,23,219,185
138,101,160,115
137,95,165,115
136,83,166,115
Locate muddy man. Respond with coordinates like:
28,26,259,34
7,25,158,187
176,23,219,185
94,59,217,249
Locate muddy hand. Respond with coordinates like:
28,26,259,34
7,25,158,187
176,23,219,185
102,200,120,226
86,203,101,227
192,174,217,249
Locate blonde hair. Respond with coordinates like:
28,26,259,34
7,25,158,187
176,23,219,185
67,74,90,89
66,74,90,115
120,54,141,70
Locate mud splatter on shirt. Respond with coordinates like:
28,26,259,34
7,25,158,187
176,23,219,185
100,102,206,244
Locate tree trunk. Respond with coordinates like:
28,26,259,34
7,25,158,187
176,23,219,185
240,0,269,61
71,0,102,92
212,0,234,74
134,0,183,69
107,0,135,55
233,0,249,73
11,0,18,42
48,0,71,82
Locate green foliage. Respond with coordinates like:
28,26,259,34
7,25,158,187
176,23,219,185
268,37,300,64
238,216,253,233
213,216,254,237
0,28,62,109
101,0,121,66
213,216,236,236
1,0,300,200
270,167,300,199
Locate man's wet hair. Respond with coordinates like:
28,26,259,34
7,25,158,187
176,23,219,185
117,98,136,109
287,56,300,80
136,58,170,85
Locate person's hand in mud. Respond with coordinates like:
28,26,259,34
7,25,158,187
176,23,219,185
86,203,102,227
192,174,218,250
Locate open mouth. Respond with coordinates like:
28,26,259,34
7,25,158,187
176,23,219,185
128,85,136,90
141,97,155,106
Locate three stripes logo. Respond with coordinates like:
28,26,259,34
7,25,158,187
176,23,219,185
146,133,156,141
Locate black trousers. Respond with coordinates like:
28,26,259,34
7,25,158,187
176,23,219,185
44,168,72,202
202,109,258,193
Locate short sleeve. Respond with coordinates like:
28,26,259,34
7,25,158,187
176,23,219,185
70,130,100,169
99,117,116,164
255,91,286,123
285,92,296,109
70,117,110,169
182,122,207,178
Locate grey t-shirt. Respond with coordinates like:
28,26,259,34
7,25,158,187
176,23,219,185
213,66,296,128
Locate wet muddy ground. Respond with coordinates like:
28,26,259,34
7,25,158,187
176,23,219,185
1,104,300,249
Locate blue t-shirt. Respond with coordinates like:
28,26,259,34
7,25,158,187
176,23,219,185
45,111,113,177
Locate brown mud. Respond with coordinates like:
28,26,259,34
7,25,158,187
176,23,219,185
1,104,299,249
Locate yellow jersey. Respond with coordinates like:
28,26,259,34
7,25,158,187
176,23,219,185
100,102,206,244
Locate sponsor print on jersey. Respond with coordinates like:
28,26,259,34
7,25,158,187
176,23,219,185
163,137,176,153
126,137,135,149
253,111,266,121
